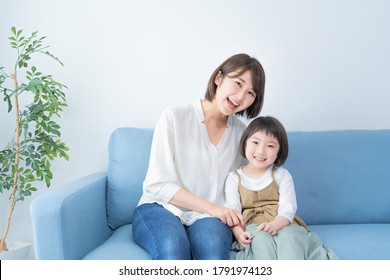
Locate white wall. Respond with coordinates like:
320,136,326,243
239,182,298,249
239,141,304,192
1,0,389,259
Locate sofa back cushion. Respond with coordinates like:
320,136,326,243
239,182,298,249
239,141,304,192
107,127,153,229
284,130,390,225
107,128,390,229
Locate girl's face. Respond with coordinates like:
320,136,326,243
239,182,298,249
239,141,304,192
214,70,256,116
244,130,280,176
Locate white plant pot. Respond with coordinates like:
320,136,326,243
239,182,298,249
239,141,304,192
0,240,32,260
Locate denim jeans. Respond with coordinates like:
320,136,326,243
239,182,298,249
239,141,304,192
132,203,233,260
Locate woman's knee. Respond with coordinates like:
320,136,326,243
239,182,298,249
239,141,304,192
132,203,191,259
188,218,232,260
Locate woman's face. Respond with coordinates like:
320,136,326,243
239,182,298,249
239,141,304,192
214,70,256,116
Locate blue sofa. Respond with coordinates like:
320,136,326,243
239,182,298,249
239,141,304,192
30,128,390,259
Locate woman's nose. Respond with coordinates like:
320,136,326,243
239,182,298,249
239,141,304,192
236,90,245,100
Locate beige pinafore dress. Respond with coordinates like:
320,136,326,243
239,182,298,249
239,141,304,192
237,170,309,231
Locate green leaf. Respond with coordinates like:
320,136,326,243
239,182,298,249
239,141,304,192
43,51,64,66
3,90,13,113
23,190,32,197
27,77,42,94
51,129,61,137
11,26,16,35
45,175,51,187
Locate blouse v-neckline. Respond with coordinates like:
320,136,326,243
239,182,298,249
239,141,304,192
195,100,231,148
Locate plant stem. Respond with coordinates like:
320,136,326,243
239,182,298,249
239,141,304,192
0,71,20,252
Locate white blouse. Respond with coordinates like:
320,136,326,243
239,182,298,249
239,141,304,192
224,166,298,223
138,100,247,225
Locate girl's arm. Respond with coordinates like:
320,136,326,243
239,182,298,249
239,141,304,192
232,225,252,246
257,168,297,235
277,168,298,221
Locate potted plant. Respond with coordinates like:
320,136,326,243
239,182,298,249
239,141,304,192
0,27,69,256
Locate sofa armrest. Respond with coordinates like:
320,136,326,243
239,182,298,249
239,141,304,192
30,172,112,259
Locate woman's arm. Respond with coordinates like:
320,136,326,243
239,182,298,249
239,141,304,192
143,108,183,202
169,188,244,227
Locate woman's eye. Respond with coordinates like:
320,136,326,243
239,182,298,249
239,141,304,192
248,91,255,97
235,81,242,87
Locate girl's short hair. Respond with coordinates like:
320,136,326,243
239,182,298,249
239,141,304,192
204,53,266,119
239,116,289,168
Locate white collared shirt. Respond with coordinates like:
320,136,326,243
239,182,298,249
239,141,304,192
138,100,247,225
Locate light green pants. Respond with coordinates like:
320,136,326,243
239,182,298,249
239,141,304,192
233,224,339,260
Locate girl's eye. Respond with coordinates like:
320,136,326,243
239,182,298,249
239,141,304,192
235,81,242,88
252,141,258,145
248,91,255,97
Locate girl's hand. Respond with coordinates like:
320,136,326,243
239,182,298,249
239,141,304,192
208,205,244,227
238,231,252,247
256,221,278,236
256,216,290,235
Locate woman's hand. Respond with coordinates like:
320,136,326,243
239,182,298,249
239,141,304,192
207,205,244,227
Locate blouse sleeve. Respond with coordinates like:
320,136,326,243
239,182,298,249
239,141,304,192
142,108,182,203
224,171,242,212
276,168,298,222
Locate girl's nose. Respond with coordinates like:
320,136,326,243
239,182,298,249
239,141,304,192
257,144,266,153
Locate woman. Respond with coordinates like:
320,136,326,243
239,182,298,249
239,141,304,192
132,53,266,259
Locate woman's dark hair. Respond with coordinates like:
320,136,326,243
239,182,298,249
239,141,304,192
239,116,289,168
204,53,266,119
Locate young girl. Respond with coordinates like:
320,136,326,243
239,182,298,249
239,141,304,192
225,116,339,259
133,54,266,259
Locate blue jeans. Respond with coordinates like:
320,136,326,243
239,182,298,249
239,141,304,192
132,203,233,260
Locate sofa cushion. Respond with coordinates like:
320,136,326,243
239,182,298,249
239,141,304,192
285,130,390,225
82,224,152,260
310,224,390,260
82,224,238,260
107,128,153,229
